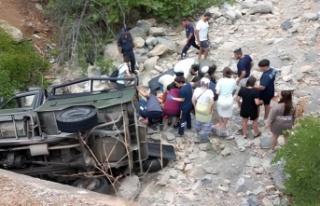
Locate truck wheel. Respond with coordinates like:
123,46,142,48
72,177,111,194
142,157,169,173
56,107,98,133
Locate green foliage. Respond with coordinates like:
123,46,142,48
273,115,320,205
0,29,49,98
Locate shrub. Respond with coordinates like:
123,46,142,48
273,115,320,205
0,29,49,97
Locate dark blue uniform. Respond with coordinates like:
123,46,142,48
181,23,200,59
117,32,136,73
178,83,193,135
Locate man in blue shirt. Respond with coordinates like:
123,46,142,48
234,48,253,86
117,27,136,73
181,19,200,60
254,59,277,120
168,76,193,136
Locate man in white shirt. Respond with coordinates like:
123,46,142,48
195,12,212,62
173,58,199,82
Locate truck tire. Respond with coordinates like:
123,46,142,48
72,177,111,194
142,157,169,173
56,107,98,133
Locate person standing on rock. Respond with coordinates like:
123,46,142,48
215,67,237,132
237,76,263,139
233,48,253,97
195,12,212,62
254,59,277,120
117,27,136,73
192,77,214,142
181,19,200,60
266,90,294,152
167,76,193,137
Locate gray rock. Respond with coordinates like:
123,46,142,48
188,153,198,160
104,43,122,62
268,55,283,69
304,51,319,61
262,197,274,206
147,44,169,57
252,186,266,195
247,194,261,206
201,175,212,185
248,2,273,14
145,36,158,46
133,37,145,48
236,177,246,192
164,132,175,141
157,173,171,186
118,175,141,200
302,13,319,21
204,167,219,175
156,37,177,53
249,157,261,167
129,27,147,38
149,27,166,36
136,20,152,33
143,56,159,71
224,10,237,22
281,19,293,31
135,55,148,64
0,20,23,42
198,143,211,151
221,147,232,156
260,136,271,149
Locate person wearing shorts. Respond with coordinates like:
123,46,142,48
195,12,212,62
238,76,263,138
254,59,277,120
233,48,253,99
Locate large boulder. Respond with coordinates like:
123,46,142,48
143,56,159,71
149,27,166,36
242,1,273,14
0,20,23,42
147,44,169,57
145,36,158,47
156,37,177,53
104,43,122,62
302,13,319,21
129,27,147,38
136,20,152,33
133,37,145,48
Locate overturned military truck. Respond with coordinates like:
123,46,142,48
0,77,174,194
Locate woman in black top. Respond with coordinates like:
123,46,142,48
237,76,263,138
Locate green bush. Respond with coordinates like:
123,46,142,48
0,29,49,97
273,115,320,205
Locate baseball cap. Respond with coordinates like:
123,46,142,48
200,77,210,84
204,12,212,17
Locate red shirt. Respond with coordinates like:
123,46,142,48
163,88,180,115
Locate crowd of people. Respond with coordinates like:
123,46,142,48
116,12,295,151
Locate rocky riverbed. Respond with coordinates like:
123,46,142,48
103,0,319,205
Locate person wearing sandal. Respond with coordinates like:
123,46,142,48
265,90,295,152
237,76,263,139
162,83,180,127
192,77,214,142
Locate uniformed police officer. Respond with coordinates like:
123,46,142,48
117,27,136,73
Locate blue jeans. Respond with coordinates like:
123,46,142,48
178,108,192,135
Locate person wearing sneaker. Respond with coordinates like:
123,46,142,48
181,19,200,59
168,76,193,137
192,77,214,142
136,86,164,130
195,12,212,62
254,59,277,120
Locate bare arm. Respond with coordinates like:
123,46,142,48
237,70,246,84
195,30,200,43
136,86,149,98
172,97,185,102
209,97,214,114
254,85,265,91
254,98,263,106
